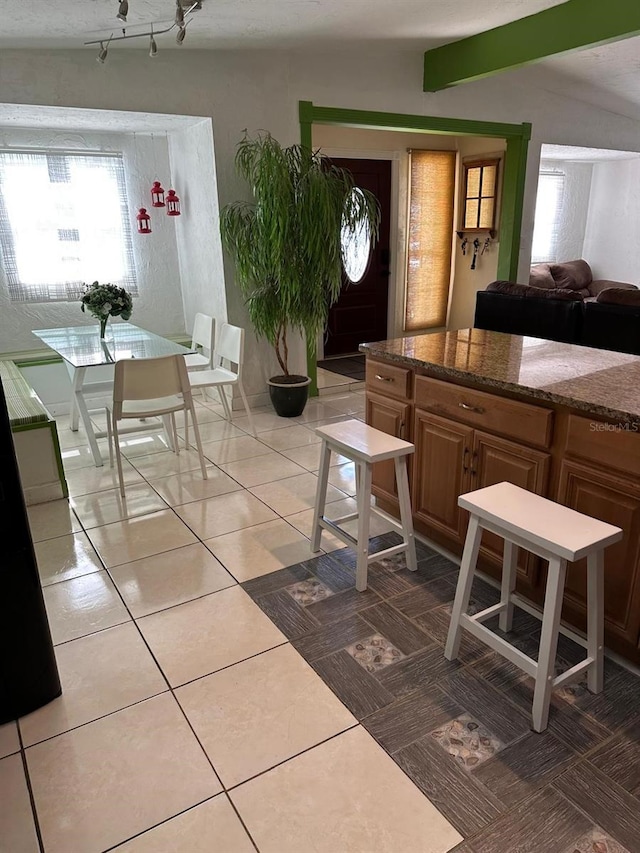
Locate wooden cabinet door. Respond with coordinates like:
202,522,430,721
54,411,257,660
471,431,550,589
557,460,640,654
366,391,411,504
412,409,473,546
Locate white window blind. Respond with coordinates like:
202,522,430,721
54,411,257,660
0,151,137,303
531,171,565,264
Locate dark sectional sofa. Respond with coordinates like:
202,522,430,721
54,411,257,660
474,259,640,355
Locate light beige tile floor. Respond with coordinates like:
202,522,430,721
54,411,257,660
137,585,287,686
248,472,347,516
35,530,104,586
231,726,463,853
175,490,278,539
0,753,40,853
27,693,221,853
43,570,131,645
19,622,167,747
204,518,316,581
7,388,462,853
109,542,235,618
0,721,20,759
177,643,356,787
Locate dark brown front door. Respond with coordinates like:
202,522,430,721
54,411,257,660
323,158,392,357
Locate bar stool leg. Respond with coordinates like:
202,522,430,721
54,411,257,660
445,515,483,661
395,456,417,572
499,540,518,633
311,440,332,553
355,461,372,592
532,556,567,732
587,549,604,694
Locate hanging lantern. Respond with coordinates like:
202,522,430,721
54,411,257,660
136,207,152,234
166,189,181,216
150,181,165,207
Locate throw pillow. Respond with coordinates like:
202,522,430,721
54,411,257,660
529,263,556,289
596,287,640,306
549,259,592,290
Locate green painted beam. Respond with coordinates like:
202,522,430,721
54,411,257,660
423,0,640,92
302,102,530,141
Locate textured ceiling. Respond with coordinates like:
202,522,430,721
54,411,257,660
0,0,567,49
1,0,640,121
541,143,640,161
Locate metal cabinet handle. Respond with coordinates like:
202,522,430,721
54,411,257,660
375,374,394,383
459,402,484,414
462,447,469,473
399,421,405,439
470,450,478,476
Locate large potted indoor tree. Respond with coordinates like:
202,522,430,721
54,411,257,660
220,132,380,417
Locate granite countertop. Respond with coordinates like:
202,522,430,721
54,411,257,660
360,329,640,426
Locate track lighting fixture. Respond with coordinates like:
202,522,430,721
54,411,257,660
85,1,200,56
97,38,111,63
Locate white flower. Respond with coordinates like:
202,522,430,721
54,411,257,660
102,303,112,314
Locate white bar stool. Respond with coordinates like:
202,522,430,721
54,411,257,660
311,419,417,592
445,481,623,732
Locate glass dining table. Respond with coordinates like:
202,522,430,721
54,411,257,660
32,323,194,467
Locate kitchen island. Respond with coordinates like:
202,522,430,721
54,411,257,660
361,328,640,665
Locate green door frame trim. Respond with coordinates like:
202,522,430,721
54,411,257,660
423,0,640,92
299,100,531,395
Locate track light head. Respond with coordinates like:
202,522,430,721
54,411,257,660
97,41,109,63
175,2,185,26
176,24,187,44
149,33,158,56
116,0,128,22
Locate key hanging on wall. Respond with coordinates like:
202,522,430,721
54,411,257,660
470,238,480,270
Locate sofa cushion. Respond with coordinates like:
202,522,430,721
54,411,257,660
528,263,556,289
549,259,593,290
486,281,583,300
589,279,638,297
596,287,640,306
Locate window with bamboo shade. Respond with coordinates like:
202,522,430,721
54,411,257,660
405,149,456,331
461,158,499,231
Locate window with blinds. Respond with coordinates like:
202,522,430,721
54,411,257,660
0,151,137,303
531,171,565,264
405,149,456,331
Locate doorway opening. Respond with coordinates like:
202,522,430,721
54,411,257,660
300,101,531,396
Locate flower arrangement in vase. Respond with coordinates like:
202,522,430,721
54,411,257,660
81,281,133,338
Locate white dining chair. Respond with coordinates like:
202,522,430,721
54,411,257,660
185,313,215,372
106,354,208,497
187,323,256,437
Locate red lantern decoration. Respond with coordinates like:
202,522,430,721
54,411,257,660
150,181,165,207
166,189,181,216
136,207,152,234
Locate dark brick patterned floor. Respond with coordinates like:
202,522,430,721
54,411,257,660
242,533,640,853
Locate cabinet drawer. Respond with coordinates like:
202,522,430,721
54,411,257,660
565,415,640,479
366,359,412,401
415,375,553,448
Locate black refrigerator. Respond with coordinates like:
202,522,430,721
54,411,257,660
0,379,61,724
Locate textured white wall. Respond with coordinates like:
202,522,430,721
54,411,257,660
537,159,593,264
168,120,228,336
583,158,640,284
0,126,184,353
1,47,640,385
